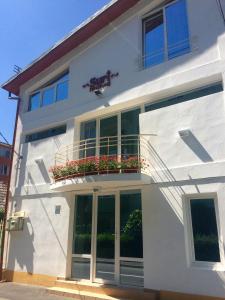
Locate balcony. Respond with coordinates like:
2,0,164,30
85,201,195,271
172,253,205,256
50,135,152,192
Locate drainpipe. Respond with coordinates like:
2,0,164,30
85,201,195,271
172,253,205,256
217,0,225,25
0,95,20,281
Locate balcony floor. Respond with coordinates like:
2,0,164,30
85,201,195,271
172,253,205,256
50,172,151,192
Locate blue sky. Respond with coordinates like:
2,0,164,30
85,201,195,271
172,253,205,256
0,0,111,144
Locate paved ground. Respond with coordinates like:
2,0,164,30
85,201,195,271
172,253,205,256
0,283,72,300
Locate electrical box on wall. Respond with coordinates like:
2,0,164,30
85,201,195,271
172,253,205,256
6,211,26,232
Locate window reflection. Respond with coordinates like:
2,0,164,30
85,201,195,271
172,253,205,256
190,198,220,262
42,87,54,106
143,0,190,68
120,191,143,258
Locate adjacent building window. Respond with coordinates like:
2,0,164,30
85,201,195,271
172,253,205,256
0,148,10,158
25,125,66,143
145,82,223,112
28,72,69,111
0,165,9,176
187,197,221,263
143,0,190,68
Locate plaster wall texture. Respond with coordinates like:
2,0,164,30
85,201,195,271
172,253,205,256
5,0,225,297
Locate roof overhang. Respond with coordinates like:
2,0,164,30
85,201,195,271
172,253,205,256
2,0,141,96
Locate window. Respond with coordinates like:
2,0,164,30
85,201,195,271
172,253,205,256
25,125,66,143
143,0,190,68
0,165,9,176
0,148,10,158
187,196,222,264
28,71,69,111
145,82,223,112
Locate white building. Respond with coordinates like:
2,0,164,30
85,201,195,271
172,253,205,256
2,0,225,299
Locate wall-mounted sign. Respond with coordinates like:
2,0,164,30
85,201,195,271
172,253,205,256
83,70,119,93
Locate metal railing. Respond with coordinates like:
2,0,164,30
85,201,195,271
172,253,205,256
51,135,152,181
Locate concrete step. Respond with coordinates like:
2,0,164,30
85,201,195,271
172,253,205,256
49,280,158,300
48,287,120,300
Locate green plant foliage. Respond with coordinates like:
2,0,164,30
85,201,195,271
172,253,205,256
123,209,142,236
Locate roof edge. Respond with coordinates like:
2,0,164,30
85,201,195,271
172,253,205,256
2,0,141,96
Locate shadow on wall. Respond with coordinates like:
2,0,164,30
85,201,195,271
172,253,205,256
180,130,213,163
143,139,225,295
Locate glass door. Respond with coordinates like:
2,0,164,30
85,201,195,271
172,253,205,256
71,191,143,287
94,194,118,284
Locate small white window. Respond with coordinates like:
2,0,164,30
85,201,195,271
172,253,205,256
185,194,224,269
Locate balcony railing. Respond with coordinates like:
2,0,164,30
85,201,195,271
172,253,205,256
49,135,151,182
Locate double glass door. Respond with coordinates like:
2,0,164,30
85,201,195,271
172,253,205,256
71,191,143,286
79,108,141,159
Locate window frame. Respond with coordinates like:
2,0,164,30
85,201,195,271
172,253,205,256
28,71,69,112
184,193,225,270
0,164,9,176
142,0,190,69
25,124,67,143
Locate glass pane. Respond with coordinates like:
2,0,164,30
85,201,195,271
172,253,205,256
42,87,55,106
144,11,165,68
71,257,90,280
100,116,118,156
120,261,144,287
166,0,190,59
120,191,143,258
29,92,40,111
96,195,115,281
121,109,140,156
73,195,93,254
56,81,68,101
145,83,224,112
190,199,220,262
80,120,96,158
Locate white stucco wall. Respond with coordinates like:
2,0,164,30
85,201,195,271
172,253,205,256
140,94,225,297
4,0,225,297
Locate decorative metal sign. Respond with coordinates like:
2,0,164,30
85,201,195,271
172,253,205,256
83,70,119,93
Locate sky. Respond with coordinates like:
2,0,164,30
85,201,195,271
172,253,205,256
0,0,111,144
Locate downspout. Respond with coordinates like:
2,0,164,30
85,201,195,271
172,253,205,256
0,96,20,281
217,0,225,25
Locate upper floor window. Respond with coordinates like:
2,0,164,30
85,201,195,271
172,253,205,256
0,164,9,176
143,0,190,68
28,72,69,111
145,82,223,112
25,124,67,143
0,148,10,158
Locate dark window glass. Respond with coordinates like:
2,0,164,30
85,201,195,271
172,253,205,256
29,92,40,111
190,198,220,262
166,0,190,59
145,83,223,112
143,11,165,68
120,191,143,258
56,81,68,101
96,195,115,259
0,165,8,175
25,125,66,143
42,87,55,106
80,120,96,158
0,148,10,158
100,116,118,156
73,195,93,254
121,108,140,156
